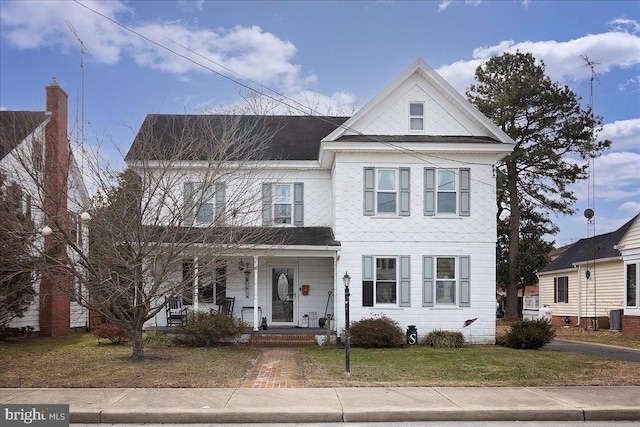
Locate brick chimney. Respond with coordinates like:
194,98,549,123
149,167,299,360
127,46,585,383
39,78,71,337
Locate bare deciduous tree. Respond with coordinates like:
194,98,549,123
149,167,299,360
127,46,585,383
6,111,285,359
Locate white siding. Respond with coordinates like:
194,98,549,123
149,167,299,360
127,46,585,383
331,153,498,344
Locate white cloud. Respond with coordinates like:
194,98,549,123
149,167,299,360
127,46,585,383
571,152,640,201
608,18,640,34
0,0,313,92
436,25,640,94
600,118,640,151
438,1,482,12
619,201,640,213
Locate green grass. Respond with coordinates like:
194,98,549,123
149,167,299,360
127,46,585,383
555,327,640,349
2,332,640,388
301,345,640,387
0,334,260,388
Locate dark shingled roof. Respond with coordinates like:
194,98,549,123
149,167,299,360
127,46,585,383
144,226,341,247
0,111,48,160
539,214,639,273
125,114,349,162
336,135,501,144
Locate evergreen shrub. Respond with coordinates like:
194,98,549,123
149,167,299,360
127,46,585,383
421,330,466,348
503,318,556,349
349,315,405,348
182,311,245,347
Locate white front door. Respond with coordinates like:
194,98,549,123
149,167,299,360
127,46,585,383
270,267,296,325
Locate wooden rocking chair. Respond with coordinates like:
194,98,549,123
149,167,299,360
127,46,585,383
211,297,235,316
165,297,188,327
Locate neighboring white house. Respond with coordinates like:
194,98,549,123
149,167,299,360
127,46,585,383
128,59,515,344
0,81,90,336
537,214,640,336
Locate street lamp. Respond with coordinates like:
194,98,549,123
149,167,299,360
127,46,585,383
343,271,351,378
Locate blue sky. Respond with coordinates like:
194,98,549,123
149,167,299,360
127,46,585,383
1,0,638,246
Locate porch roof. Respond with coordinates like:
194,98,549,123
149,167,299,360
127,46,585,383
145,225,341,248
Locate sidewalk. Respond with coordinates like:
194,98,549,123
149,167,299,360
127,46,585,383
2,386,640,423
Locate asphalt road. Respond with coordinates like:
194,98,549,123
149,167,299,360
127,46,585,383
545,339,640,363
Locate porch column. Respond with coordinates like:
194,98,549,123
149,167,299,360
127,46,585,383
193,257,199,311
253,256,259,331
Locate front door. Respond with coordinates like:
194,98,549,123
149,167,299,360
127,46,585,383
271,267,295,325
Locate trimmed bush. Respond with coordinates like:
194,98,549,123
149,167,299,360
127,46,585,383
349,315,405,348
421,330,466,348
143,330,173,348
182,311,245,347
503,318,556,349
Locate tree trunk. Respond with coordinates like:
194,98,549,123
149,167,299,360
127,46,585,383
130,328,144,360
505,159,520,319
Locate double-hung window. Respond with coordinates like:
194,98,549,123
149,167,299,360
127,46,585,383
182,259,227,305
363,167,410,216
274,184,293,224
183,182,225,225
435,257,456,304
424,168,470,216
376,170,397,214
554,276,569,303
626,263,639,307
362,255,411,307
422,255,471,307
262,182,304,226
376,257,397,304
409,102,424,132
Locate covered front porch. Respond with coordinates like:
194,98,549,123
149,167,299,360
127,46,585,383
148,227,341,333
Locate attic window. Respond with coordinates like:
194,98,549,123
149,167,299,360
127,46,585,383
409,102,424,132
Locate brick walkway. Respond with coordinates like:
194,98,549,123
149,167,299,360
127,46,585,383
241,348,304,388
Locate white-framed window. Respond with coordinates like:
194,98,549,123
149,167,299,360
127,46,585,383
181,259,227,306
424,168,470,217
375,257,397,304
409,102,424,132
363,167,410,216
435,257,456,304
376,169,397,214
362,255,411,307
273,184,293,224
626,263,638,307
423,255,470,307
437,170,457,214
554,276,569,304
262,182,304,226
183,182,225,225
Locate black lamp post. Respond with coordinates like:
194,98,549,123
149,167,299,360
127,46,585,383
343,271,351,378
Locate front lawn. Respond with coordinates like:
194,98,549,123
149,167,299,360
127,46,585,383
301,345,640,387
2,333,640,388
0,334,260,388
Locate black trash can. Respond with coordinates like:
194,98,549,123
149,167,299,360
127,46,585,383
610,309,623,331
406,325,418,345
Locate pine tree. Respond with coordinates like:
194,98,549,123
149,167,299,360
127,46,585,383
467,52,611,318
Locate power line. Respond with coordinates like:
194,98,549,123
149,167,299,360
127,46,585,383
71,0,501,189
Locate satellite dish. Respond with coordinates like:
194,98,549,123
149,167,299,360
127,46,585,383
584,208,594,219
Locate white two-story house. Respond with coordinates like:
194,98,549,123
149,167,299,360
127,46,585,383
130,59,514,343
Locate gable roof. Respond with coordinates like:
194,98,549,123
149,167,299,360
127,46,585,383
0,111,49,161
322,58,516,146
539,214,640,273
125,114,349,162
